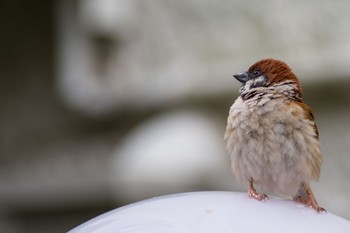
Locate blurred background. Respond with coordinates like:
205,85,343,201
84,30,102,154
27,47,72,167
1,0,350,232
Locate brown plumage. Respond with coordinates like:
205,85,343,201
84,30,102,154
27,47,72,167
225,58,325,212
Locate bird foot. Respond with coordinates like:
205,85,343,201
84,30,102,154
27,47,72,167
294,195,326,213
248,186,268,201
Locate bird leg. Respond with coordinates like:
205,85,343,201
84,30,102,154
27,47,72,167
248,178,268,201
294,183,326,213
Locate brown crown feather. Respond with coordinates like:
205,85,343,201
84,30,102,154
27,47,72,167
248,58,302,94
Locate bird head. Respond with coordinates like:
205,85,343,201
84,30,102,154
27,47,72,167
233,58,302,101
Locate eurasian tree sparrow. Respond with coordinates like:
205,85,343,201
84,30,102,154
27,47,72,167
225,58,325,212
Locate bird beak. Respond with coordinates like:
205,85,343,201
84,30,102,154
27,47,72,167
233,72,249,84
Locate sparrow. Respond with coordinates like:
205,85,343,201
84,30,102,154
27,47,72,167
224,58,325,212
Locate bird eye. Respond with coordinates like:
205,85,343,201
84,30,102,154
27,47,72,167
253,70,260,77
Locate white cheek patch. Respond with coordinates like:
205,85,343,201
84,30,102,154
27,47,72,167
250,75,268,88
255,75,266,83
242,75,267,93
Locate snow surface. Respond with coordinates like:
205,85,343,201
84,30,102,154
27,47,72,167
68,191,350,233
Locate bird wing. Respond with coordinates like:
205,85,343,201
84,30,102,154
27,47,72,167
289,100,323,181
294,101,319,139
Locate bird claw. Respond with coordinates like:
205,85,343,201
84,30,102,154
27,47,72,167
247,178,268,201
294,195,326,213
249,191,269,201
